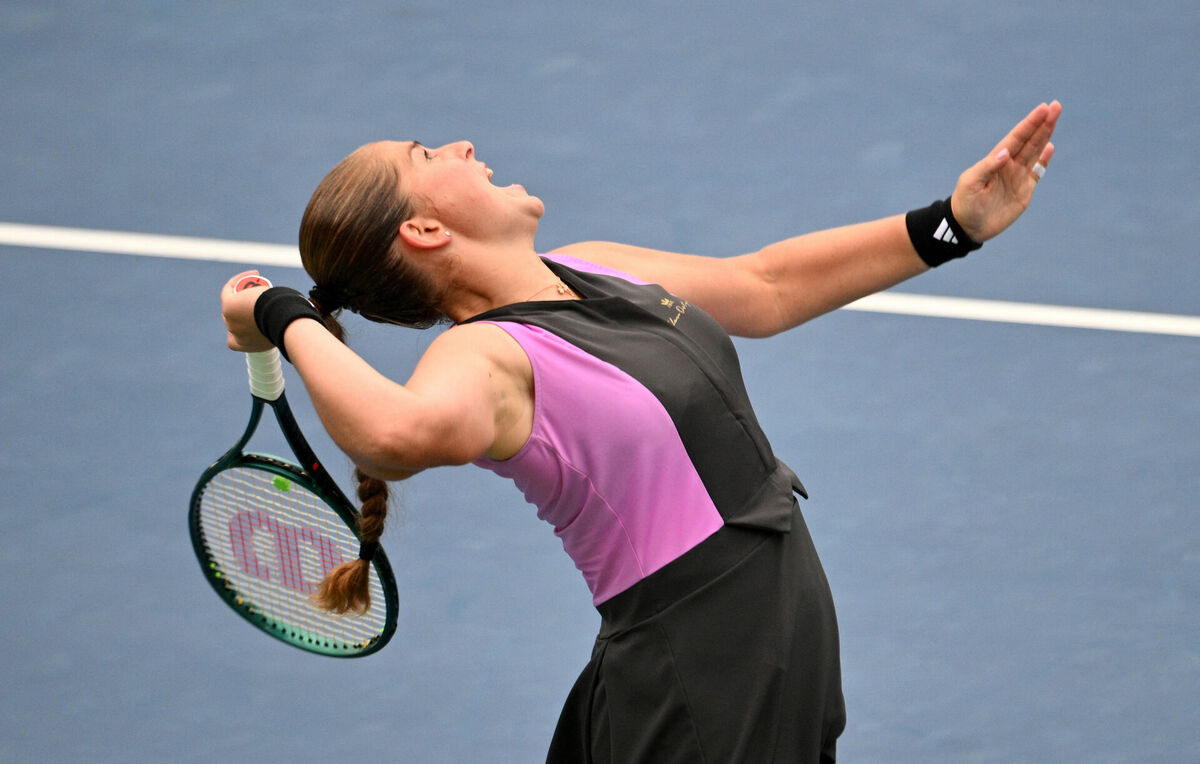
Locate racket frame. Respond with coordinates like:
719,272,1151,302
189,349,398,658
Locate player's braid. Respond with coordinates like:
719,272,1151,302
310,470,391,615
355,469,389,543
309,309,393,616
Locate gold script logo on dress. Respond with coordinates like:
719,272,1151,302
659,297,689,327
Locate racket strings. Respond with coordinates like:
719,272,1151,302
196,466,388,650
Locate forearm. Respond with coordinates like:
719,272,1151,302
729,215,929,336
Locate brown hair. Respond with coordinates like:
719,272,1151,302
298,145,442,614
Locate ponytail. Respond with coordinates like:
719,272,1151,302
308,307,392,615
311,467,390,615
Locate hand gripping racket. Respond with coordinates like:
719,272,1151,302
189,275,398,657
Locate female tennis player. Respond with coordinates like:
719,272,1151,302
221,101,1061,762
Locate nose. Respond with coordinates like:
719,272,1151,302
440,141,474,160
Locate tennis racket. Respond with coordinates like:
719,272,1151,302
189,275,398,657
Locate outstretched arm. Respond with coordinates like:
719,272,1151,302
557,101,1061,337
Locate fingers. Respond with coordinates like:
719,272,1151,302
1018,103,1060,167
221,271,267,318
988,104,1040,159
1017,101,1061,166
1039,141,1055,167
220,270,273,352
1029,140,1055,184
992,101,1061,169
982,102,1061,192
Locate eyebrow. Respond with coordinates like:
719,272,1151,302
404,140,424,165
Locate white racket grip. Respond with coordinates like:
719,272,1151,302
246,348,286,401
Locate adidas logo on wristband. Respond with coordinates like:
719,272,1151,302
906,198,981,267
933,217,958,245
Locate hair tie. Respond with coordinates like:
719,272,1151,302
308,284,344,315
357,540,380,562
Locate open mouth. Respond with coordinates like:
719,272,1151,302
484,164,526,195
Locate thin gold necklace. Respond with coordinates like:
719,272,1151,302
522,279,573,302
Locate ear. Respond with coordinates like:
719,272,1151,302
397,217,452,251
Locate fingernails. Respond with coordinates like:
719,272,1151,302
995,148,1010,162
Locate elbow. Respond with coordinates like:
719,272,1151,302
353,409,485,476
727,250,835,336
733,302,821,338
730,323,784,340
353,460,419,482
336,419,427,480
716,256,794,338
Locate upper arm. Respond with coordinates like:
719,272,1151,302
285,318,532,480
554,241,782,336
398,322,533,466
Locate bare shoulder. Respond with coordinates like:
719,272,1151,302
412,323,533,417
422,322,535,460
554,240,706,278
553,241,767,333
555,240,754,287
396,321,535,464
417,321,530,378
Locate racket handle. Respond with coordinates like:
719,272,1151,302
234,274,286,400
246,349,286,401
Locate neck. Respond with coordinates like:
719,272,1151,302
436,239,573,323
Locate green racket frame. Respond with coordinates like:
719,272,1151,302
189,348,398,657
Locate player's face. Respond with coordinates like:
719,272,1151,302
383,140,544,239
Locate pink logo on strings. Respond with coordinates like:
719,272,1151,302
228,510,345,592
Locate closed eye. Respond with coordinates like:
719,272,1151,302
410,140,434,164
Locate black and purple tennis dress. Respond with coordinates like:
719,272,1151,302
466,254,845,763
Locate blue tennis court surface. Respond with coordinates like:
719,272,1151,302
2,2,1197,761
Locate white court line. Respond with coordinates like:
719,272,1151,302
844,292,1200,337
4,221,1200,338
0,221,301,267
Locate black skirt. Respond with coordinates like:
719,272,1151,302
547,503,845,763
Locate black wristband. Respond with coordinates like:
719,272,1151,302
905,197,982,267
253,286,322,362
